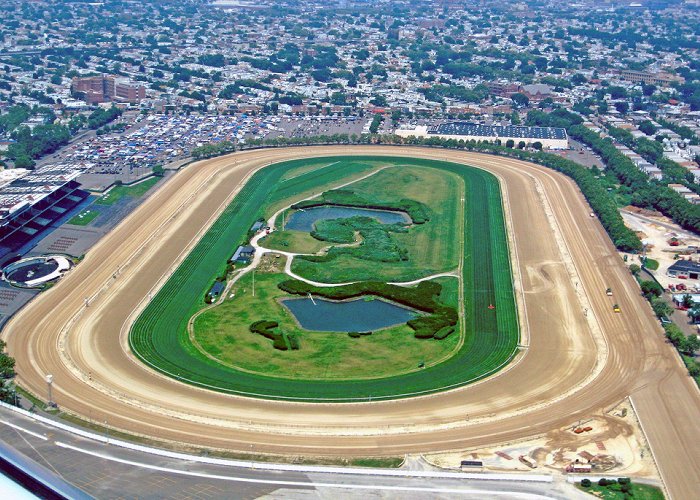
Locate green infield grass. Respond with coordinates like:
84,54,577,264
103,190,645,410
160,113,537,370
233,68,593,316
259,229,328,255
193,269,460,379
279,159,345,182
129,155,519,401
263,158,380,218
95,177,160,206
67,208,100,226
289,166,463,282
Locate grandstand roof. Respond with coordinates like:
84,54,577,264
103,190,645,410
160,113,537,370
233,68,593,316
428,122,567,140
0,164,82,219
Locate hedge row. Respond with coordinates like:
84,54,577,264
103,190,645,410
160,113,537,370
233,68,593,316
526,109,700,241
433,326,455,340
278,279,457,339
293,189,430,225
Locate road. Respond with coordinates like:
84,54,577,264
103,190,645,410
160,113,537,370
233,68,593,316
2,147,698,499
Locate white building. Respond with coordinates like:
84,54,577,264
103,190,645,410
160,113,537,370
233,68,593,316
395,122,569,149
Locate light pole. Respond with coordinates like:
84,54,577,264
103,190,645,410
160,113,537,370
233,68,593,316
45,374,54,408
252,270,256,297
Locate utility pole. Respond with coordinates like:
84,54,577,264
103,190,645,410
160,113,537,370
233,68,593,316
252,270,256,297
45,374,54,408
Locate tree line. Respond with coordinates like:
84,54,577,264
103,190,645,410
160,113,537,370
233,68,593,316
237,131,641,252
527,109,700,236
605,125,693,187
0,340,17,405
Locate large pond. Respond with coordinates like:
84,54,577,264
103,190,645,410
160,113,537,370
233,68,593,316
284,205,410,232
281,296,417,332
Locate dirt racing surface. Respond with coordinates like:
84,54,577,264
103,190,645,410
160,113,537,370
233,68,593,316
2,147,698,500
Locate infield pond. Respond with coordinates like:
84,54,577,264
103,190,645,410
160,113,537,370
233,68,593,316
281,296,417,332
284,205,410,231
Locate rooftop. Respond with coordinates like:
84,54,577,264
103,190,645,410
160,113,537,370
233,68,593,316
668,260,700,273
428,122,567,140
0,164,82,218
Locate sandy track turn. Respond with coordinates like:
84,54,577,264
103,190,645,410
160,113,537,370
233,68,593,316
2,147,698,499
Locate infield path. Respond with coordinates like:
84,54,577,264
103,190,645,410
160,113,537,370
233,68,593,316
3,147,698,499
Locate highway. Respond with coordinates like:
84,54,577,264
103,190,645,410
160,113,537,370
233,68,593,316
2,147,698,499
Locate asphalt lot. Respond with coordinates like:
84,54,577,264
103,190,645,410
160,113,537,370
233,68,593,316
269,117,368,139
558,139,603,169
0,283,38,329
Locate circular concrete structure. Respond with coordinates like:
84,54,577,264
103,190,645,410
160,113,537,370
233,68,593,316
2,255,71,287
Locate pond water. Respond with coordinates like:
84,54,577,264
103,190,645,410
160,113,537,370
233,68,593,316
284,205,410,232
281,296,417,332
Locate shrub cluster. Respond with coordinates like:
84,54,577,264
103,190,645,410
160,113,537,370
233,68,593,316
249,320,300,351
288,335,301,350
311,218,357,243
307,216,409,263
433,326,455,340
348,331,373,338
278,280,457,339
192,140,235,160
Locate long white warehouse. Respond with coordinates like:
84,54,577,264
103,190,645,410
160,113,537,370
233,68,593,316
396,122,569,149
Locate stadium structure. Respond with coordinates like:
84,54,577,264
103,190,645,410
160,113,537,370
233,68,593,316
0,165,89,267
396,121,569,149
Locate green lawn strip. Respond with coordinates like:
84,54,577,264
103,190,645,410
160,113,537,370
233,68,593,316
67,208,100,226
280,160,344,182
192,272,458,379
15,386,47,410
487,175,519,358
259,230,327,254
681,354,700,387
263,159,381,218
575,480,664,500
130,156,519,401
349,457,404,468
644,258,659,271
94,177,160,206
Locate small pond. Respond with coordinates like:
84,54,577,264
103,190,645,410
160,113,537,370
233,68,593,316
281,296,417,332
284,205,410,232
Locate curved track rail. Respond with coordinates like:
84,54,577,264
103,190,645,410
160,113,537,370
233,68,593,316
2,147,698,499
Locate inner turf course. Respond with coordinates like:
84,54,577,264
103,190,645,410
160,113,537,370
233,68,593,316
129,156,519,401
